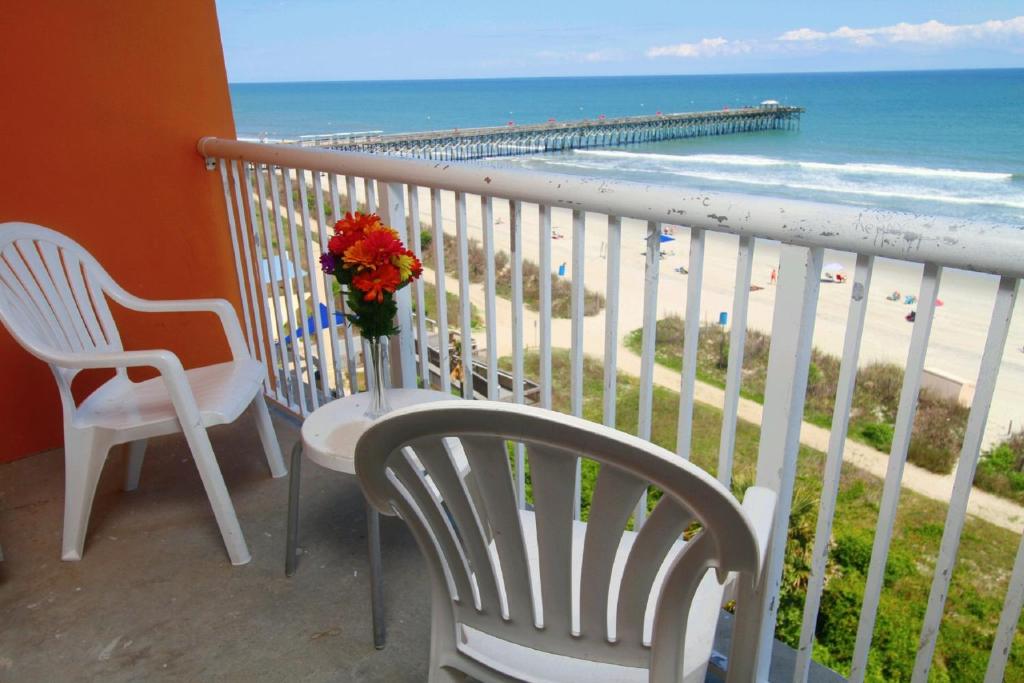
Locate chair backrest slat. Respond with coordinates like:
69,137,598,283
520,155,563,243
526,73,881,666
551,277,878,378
389,452,477,606
459,435,536,626
526,442,577,634
580,463,649,641
36,241,93,352
413,438,503,617
616,497,693,645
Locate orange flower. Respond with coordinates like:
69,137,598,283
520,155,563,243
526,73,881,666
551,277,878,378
352,262,401,302
343,229,403,271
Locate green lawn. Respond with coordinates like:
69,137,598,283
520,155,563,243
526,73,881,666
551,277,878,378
501,349,1023,682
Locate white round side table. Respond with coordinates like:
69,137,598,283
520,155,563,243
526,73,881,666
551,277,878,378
285,388,456,649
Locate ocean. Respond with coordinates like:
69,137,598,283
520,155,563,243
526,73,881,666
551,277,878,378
229,69,1024,224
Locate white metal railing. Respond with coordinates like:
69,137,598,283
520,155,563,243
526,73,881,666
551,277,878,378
198,136,1023,682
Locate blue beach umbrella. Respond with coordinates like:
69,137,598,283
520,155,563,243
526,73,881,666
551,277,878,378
659,234,675,243
283,303,346,343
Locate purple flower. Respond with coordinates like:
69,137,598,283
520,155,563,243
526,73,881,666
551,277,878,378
320,252,336,274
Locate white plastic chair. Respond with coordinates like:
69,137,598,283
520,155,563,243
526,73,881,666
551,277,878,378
0,222,287,565
356,401,776,682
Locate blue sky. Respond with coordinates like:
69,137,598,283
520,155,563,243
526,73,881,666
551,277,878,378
216,1,1024,82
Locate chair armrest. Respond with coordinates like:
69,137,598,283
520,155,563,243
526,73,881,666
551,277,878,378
740,486,777,573
108,291,249,360
45,348,205,423
721,486,777,602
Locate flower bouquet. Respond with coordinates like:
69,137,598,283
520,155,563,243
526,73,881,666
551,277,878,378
321,211,422,416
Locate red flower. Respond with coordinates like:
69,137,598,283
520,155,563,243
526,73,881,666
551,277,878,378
334,211,382,234
352,262,401,302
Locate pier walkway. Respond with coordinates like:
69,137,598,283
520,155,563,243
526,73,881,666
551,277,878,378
297,105,803,160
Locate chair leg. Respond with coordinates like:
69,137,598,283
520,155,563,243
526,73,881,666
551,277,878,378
285,441,303,577
252,395,287,478
62,431,112,561
180,423,251,566
123,439,147,491
367,498,386,649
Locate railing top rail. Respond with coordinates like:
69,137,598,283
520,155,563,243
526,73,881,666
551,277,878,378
199,136,1024,278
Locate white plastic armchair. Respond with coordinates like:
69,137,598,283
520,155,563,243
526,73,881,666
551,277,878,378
356,401,776,683
0,222,286,565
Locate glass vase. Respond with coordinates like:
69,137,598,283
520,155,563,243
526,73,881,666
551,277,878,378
364,336,392,420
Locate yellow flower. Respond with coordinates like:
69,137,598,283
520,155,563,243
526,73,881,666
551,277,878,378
392,252,416,281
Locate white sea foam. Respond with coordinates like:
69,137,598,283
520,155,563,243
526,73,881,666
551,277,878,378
654,170,1024,209
573,150,1014,182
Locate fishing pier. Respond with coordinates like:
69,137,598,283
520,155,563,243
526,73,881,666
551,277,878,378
297,105,803,161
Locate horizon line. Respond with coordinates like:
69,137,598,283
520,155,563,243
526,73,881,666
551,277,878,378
227,65,1023,86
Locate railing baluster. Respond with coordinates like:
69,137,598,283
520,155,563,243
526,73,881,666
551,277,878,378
510,200,526,509
268,165,307,415
676,227,705,460
718,235,754,487
850,263,944,682
430,188,451,393
987,524,1024,683
794,253,874,682
913,276,1019,682
234,161,273,393
602,215,622,428
248,163,286,403
538,204,553,410
481,196,498,399
570,208,585,520
364,177,377,213
312,170,345,398
455,191,473,397
253,163,289,406
229,161,269,389
282,168,318,411
297,168,328,403
345,175,358,216
217,160,257,360
330,173,359,395
735,244,824,682
379,181,416,388
408,185,430,388
633,220,662,528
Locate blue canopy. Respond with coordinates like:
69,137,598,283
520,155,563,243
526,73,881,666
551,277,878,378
659,234,675,243
283,303,345,343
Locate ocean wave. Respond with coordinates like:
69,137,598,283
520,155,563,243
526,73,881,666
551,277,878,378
572,150,1014,182
656,170,1024,209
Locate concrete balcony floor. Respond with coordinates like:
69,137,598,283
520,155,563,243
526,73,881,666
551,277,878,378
0,408,841,682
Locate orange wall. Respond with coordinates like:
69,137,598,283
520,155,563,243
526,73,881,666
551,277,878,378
0,1,240,461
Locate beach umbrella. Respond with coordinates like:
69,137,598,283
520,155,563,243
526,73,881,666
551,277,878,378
283,303,345,343
659,234,676,244
823,262,845,271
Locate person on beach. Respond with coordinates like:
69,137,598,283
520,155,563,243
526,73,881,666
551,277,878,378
770,267,777,285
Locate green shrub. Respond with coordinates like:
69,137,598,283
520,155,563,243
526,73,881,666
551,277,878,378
859,422,894,452
974,430,1024,504
908,390,968,474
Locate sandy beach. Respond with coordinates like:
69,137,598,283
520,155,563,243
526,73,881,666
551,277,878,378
412,189,1023,451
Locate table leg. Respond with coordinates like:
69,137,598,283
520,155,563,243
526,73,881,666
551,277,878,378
367,498,386,649
285,441,303,577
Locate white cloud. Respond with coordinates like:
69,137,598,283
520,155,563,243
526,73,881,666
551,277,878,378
536,48,624,63
646,37,753,58
779,16,1024,48
648,15,1024,58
